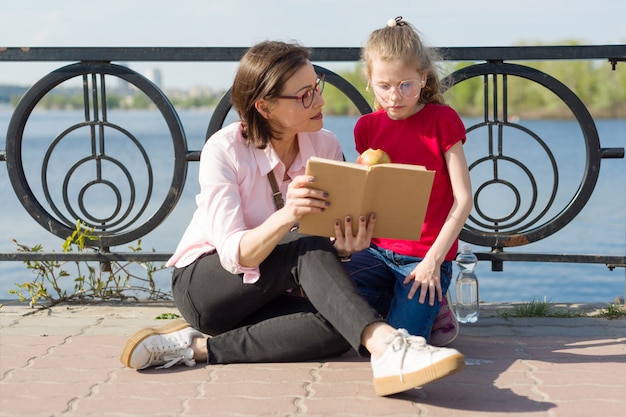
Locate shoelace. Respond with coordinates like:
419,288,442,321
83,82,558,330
151,347,196,370
389,330,435,382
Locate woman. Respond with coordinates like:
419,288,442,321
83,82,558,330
120,40,465,397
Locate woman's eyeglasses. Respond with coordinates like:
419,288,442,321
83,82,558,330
369,79,422,100
276,74,325,108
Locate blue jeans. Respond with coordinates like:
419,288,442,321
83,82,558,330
343,243,452,342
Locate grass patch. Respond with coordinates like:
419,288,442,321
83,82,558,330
497,299,586,318
596,303,626,320
155,312,181,320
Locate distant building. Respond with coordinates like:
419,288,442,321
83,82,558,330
144,68,163,88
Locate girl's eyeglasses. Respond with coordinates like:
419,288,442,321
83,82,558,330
276,74,325,108
368,79,422,100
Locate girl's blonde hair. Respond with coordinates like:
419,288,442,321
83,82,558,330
361,17,446,110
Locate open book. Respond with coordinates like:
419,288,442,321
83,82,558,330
299,156,435,240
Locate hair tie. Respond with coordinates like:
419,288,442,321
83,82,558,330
387,16,405,27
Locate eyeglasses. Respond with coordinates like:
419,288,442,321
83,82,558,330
276,74,325,108
369,79,422,100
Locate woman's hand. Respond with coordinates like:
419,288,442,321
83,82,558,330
403,256,442,305
332,213,376,256
283,175,375,256
240,175,332,267
282,175,332,223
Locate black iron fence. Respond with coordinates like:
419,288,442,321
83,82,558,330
1,45,625,272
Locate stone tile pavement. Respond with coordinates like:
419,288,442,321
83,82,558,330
1,301,625,417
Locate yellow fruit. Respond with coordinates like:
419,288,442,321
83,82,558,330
356,148,391,166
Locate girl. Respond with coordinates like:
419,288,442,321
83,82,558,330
344,17,473,346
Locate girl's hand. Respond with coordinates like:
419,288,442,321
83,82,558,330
404,257,442,305
333,213,376,255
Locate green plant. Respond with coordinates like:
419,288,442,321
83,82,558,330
9,220,170,308
596,303,626,320
497,299,585,318
155,313,181,320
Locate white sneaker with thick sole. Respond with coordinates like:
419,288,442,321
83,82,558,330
120,319,203,370
371,328,465,396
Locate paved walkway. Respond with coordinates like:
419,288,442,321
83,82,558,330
1,301,625,417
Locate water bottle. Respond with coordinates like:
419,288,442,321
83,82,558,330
454,244,479,323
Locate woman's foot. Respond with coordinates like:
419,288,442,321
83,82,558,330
120,319,204,370
371,328,465,396
430,292,460,347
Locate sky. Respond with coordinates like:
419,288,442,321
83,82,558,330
1,0,625,90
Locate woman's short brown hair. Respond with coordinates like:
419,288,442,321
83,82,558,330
231,40,311,149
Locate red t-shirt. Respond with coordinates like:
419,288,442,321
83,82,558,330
354,103,466,260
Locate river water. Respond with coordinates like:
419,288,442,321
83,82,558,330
1,109,624,303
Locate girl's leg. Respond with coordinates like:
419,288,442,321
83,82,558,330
386,259,453,341
343,244,451,340
343,246,395,317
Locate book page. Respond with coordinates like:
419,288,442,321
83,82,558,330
364,164,434,240
299,157,434,240
298,157,367,237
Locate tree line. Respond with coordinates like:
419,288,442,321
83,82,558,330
8,47,625,119
323,57,626,119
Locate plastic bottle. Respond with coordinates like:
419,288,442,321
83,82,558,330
454,244,479,323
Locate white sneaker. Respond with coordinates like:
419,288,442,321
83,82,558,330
371,328,465,396
120,319,203,370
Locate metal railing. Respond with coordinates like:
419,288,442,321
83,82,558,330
1,45,625,272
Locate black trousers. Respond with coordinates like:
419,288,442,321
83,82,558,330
171,232,382,364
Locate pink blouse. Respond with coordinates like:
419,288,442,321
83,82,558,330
166,121,344,283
